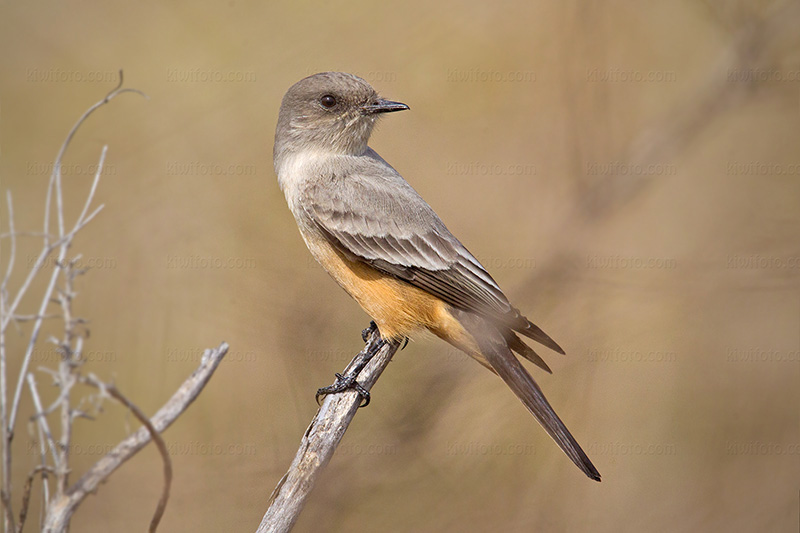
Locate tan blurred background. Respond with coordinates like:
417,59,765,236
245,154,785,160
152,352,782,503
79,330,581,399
1,1,798,531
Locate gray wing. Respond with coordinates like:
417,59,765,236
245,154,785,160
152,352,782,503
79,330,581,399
301,152,563,353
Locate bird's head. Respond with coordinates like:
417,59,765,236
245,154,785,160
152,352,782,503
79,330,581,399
274,72,408,163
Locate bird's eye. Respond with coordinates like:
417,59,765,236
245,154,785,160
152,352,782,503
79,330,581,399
320,94,337,108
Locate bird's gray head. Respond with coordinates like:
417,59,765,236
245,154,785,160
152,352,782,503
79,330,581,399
274,72,408,168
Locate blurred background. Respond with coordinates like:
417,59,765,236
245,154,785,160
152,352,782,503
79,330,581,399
1,1,798,531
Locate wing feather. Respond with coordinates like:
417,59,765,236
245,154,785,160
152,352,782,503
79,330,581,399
301,154,562,352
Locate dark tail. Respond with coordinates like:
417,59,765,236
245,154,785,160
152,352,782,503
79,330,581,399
510,307,566,355
453,310,601,482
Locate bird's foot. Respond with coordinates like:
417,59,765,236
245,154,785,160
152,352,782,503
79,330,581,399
317,322,389,408
316,372,371,407
361,320,378,343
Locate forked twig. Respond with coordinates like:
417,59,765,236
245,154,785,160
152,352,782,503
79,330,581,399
42,343,228,532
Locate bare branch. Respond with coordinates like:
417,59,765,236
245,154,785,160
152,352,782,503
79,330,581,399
257,330,400,533
0,488,15,533
42,342,228,531
80,375,172,533
18,466,55,533
11,314,61,323
45,70,147,245
27,374,60,468
4,75,143,434
0,192,16,533
1,192,16,299
76,146,106,228
0,71,150,531
0,70,225,532
26,374,52,528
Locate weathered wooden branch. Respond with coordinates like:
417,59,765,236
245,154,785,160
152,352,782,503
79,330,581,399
79,375,173,533
257,329,400,533
42,342,228,532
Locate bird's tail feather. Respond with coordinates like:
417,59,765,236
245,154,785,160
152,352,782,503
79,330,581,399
453,309,601,481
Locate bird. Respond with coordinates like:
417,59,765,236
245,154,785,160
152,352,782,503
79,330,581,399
273,71,600,481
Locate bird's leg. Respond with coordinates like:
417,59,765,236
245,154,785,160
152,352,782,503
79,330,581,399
316,321,386,407
361,320,378,342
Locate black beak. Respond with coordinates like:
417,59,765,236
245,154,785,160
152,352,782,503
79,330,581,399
361,99,409,115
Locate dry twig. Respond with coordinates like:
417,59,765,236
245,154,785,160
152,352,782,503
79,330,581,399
0,72,228,533
79,375,173,533
257,328,400,533
41,343,228,532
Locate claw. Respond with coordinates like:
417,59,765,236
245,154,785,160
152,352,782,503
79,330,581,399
361,320,378,343
316,372,371,408
317,321,384,408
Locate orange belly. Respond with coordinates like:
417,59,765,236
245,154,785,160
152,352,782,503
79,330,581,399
302,231,483,361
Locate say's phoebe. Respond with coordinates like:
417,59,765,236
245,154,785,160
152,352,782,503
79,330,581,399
274,72,600,481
